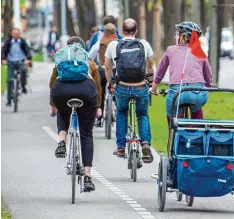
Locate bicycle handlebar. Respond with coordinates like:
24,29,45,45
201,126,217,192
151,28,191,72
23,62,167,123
148,89,168,97
159,89,168,97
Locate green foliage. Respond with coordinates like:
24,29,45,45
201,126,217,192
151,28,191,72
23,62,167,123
32,54,44,62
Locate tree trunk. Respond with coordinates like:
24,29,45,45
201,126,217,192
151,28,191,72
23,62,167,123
181,0,186,21
54,0,61,35
145,1,154,46
103,0,106,17
217,0,225,81
76,0,96,41
129,0,140,37
222,0,229,27
191,0,200,26
139,0,146,39
162,0,181,49
200,0,206,33
66,2,76,36
3,0,13,39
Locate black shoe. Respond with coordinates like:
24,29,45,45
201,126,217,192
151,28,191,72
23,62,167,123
95,119,102,127
83,176,95,192
55,141,66,158
22,87,28,94
6,101,11,107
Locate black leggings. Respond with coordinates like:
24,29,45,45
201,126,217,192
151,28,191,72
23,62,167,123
51,79,97,167
98,67,107,119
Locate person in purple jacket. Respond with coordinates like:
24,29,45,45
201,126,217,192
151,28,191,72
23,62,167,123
150,21,212,125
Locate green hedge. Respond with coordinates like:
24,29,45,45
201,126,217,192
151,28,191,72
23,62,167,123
1,66,7,94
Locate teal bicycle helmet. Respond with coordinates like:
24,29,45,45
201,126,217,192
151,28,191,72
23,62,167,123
175,21,202,39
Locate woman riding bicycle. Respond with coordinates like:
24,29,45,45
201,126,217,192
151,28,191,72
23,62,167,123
49,36,102,192
150,21,212,125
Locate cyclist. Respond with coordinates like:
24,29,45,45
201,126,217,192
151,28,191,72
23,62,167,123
89,23,118,127
46,25,60,58
1,27,32,106
150,21,212,125
88,15,122,52
49,36,102,192
86,26,99,51
105,18,154,163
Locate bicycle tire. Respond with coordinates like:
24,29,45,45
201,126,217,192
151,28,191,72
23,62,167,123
131,150,137,182
158,156,168,212
71,133,77,204
13,79,19,113
77,131,83,194
106,94,112,139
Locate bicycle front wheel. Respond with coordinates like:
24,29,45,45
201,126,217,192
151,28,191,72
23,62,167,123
106,94,112,139
71,133,77,204
131,150,137,182
13,79,19,113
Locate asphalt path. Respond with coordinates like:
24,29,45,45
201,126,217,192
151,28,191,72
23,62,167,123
2,62,234,219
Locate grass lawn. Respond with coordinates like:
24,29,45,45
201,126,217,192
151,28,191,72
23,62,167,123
1,207,11,219
32,53,44,62
1,65,7,94
149,84,234,153
1,199,11,219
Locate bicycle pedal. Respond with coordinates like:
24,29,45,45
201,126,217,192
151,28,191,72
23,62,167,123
56,155,65,158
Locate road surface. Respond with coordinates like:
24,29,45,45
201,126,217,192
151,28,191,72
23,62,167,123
2,62,234,219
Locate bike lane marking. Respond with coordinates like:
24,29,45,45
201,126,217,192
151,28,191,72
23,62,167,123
43,126,157,219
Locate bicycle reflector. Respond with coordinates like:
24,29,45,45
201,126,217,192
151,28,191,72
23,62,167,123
182,161,189,168
226,163,233,170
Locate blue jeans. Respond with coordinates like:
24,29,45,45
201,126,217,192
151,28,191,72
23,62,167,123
7,62,27,102
166,83,208,117
115,84,151,148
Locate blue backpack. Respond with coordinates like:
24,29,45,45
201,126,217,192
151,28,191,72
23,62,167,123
55,43,89,81
115,39,146,83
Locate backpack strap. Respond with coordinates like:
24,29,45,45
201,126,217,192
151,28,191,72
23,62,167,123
114,40,123,62
68,46,71,61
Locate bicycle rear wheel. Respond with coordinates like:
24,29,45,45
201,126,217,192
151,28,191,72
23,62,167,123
106,94,112,139
158,156,168,212
131,150,137,182
13,79,19,113
71,133,77,204
77,131,83,193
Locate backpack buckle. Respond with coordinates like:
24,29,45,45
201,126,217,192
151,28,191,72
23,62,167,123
74,60,78,66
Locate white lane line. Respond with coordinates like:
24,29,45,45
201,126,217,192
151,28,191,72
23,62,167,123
43,126,156,219
43,126,59,142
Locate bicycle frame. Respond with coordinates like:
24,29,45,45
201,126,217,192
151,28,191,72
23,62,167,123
66,105,82,174
127,99,140,151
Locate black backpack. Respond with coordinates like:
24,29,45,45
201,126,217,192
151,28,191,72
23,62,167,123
115,39,146,83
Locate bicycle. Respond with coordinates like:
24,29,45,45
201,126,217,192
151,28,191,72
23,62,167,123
103,89,116,139
126,98,142,182
10,62,22,112
66,98,85,204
